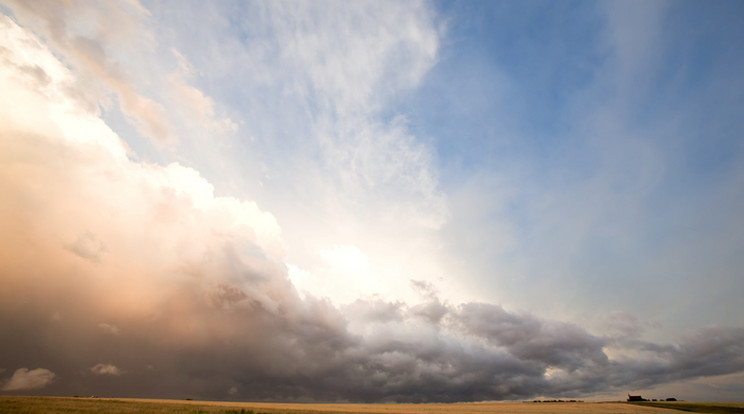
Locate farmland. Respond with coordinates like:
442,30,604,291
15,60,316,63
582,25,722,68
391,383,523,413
631,401,744,413
2,396,743,414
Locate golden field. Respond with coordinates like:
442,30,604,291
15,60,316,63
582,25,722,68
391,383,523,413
2,396,744,413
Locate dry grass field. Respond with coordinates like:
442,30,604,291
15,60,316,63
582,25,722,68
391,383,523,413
3,396,744,413
632,401,744,413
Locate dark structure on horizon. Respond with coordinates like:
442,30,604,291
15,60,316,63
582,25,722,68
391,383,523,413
627,394,646,402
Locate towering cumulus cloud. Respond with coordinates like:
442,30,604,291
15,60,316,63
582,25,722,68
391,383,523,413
1,2,744,403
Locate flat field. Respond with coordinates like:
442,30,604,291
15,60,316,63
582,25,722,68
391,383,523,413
632,401,744,413
1,396,743,414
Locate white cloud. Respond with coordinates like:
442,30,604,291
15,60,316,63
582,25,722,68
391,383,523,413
2,368,55,391
291,244,374,305
166,49,237,136
4,0,171,143
266,0,438,114
0,12,285,322
223,1,451,305
89,363,121,376
3,0,238,146
603,0,669,91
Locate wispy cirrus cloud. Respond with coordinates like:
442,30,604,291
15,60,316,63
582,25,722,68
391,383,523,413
3,0,238,147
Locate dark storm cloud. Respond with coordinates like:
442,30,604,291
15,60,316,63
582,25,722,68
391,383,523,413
2,235,744,401
606,326,744,390
456,303,609,370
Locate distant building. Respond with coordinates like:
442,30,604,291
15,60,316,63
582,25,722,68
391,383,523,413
627,394,646,402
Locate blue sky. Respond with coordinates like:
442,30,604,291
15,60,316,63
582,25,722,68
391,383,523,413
1,0,743,402
416,0,744,328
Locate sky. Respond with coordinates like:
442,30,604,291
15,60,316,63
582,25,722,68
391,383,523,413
1,0,743,403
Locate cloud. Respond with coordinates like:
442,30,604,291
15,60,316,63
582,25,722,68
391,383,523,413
249,1,449,305
426,1,744,337
3,0,172,143
265,0,438,114
89,364,121,376
1,3,743,403
98,323,120,336
2,368,56,391
166,49,237,135
3,0,237,146
65,232,106,262
612,326,744,388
